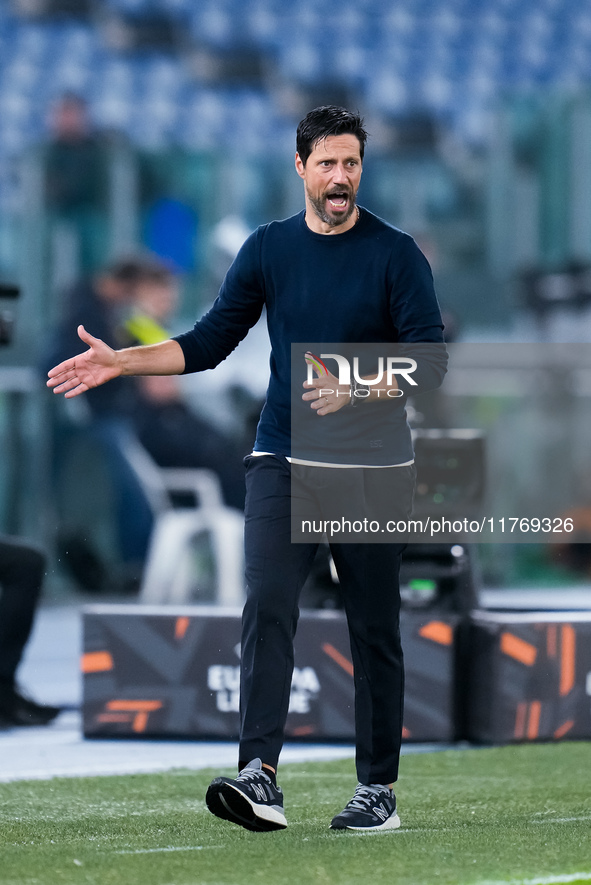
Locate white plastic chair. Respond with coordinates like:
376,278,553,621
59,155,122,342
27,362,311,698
120,434,245,606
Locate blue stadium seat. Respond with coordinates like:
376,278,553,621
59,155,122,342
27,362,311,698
2,0,591,163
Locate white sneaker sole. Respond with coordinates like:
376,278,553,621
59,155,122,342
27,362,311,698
224,782,287,829
331,812,401,832
206,777,287,831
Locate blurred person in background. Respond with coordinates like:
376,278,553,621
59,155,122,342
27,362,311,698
46,106,446,832
42,257,156,592
0,535,61,727
43,92,109,276
43,255,246,592
45,256,142,419
119,260,247,511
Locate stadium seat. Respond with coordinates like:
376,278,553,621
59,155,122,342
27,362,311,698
118,434,245,607
3,0,591,162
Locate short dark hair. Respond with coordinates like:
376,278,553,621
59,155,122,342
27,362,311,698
296,106,368,166
103,254,174,286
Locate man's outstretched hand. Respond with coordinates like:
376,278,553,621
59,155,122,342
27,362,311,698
46,325,121,398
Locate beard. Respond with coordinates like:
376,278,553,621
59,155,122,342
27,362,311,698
306,186,357,228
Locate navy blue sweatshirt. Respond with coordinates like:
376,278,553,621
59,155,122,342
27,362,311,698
174,208,446,464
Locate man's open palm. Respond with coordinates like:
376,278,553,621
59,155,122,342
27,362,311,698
46,325,121,398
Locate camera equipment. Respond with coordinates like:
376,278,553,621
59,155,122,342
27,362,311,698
412,429,486,518
399,429,485,614
0,283,20,347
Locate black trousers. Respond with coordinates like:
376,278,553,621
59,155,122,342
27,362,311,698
238,455,414,786
0,535,46,686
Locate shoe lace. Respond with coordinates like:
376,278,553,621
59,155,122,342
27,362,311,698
346,783,388,812
236,767,270,785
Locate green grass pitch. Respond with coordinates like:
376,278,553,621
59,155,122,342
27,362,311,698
0,742,590,885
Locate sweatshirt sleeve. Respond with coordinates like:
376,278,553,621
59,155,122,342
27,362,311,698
173,228,266,374
388,233,448,395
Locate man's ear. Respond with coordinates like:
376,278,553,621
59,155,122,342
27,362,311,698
295,152,306,179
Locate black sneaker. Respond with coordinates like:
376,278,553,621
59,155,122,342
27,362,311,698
330,783,401,832
206,759,287,832
0,685,61,728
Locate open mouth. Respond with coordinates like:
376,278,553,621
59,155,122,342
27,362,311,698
326,192,350,211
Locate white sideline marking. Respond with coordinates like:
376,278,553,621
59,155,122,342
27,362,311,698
116,845,221,855
480,873,591,885
531,816,591,825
